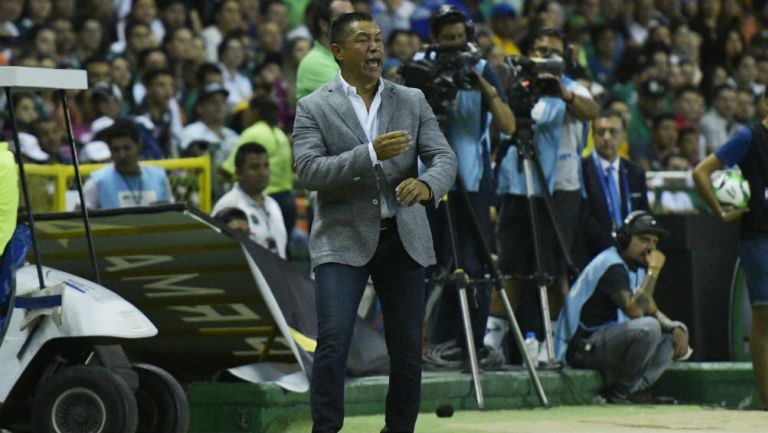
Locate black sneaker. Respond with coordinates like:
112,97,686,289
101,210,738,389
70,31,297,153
600,386,630,404
627,389,656,404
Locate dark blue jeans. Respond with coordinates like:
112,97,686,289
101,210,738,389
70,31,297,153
311,228,425,433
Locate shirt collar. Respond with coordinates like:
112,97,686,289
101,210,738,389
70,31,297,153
235,182,265,205
338,73,384,98
597,153,620,172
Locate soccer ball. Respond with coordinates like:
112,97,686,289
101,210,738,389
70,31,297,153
712,171,751,208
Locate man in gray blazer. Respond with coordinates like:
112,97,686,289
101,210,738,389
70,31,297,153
293,12,457,433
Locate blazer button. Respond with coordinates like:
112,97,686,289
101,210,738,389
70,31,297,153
372,198,379,205
353,176,361,181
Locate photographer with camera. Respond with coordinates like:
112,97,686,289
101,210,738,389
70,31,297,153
487,28,598,362
417,5,515,366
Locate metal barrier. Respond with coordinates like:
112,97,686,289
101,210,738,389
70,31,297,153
22,155,212,213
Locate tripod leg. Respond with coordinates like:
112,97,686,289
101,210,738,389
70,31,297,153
520,157,564,367
457,277,485,409
444,198,484,409
497,281,549,407
538,285,556,362
451,175,548,406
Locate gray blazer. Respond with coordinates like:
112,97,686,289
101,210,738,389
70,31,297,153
293,76,457,269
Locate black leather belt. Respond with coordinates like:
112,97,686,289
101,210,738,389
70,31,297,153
380,217,396,230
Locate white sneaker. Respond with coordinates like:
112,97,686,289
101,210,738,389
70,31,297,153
483,316,509,352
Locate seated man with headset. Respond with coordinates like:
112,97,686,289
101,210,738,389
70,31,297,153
554,211,692,404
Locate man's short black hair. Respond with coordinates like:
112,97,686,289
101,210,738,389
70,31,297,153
526,28,566,53
329,12,374,46
387,29,413,47
102,118,140,146
234,142,268,171
594,109,627,130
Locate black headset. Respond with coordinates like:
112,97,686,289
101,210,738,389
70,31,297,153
429,5,475,42
614,210,655,251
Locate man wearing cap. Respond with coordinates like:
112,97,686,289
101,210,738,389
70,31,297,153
180,82,238,199
554,210,691,404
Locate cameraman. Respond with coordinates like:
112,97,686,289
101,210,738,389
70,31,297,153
423,6,515,363
489,28,598,360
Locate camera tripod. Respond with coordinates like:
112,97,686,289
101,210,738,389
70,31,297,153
424,166,548,409
508,116,578,365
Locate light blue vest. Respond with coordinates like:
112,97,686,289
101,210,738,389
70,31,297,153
445,59,493,192
497,76,578,196
554,247,645,360
413,53,492,192
91,165,171,209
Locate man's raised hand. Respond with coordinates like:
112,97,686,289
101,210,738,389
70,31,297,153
373,130,412,160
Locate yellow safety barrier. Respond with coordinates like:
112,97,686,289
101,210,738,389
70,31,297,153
22,155,212,213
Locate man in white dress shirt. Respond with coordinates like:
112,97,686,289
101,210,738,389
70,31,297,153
211,143,287,258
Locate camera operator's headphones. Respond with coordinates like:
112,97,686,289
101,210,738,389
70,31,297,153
528,27,573,65
614,210,667,251
429,5,475,42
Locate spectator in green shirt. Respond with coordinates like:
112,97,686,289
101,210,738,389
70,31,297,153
295,0,353,99
223,96,296,235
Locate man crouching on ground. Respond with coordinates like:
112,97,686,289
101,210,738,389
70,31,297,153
555,211,691,403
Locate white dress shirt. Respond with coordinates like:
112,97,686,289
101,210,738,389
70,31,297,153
338,73,395,218
212,184,288,258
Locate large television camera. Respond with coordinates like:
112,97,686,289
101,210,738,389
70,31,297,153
399,42,482,119
503,55,566,117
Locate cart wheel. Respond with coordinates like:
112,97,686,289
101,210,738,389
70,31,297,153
32,366,138,433
133,363,190,433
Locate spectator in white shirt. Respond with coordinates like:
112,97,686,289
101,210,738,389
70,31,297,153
180,82,239,197
211,143,287,258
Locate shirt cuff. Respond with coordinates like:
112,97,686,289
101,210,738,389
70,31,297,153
367,142,379,165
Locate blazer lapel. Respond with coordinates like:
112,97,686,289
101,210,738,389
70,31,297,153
377,82,398,136
589,160,611,222
327,76,369,145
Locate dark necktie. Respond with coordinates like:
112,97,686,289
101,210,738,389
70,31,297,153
605,165,623,228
